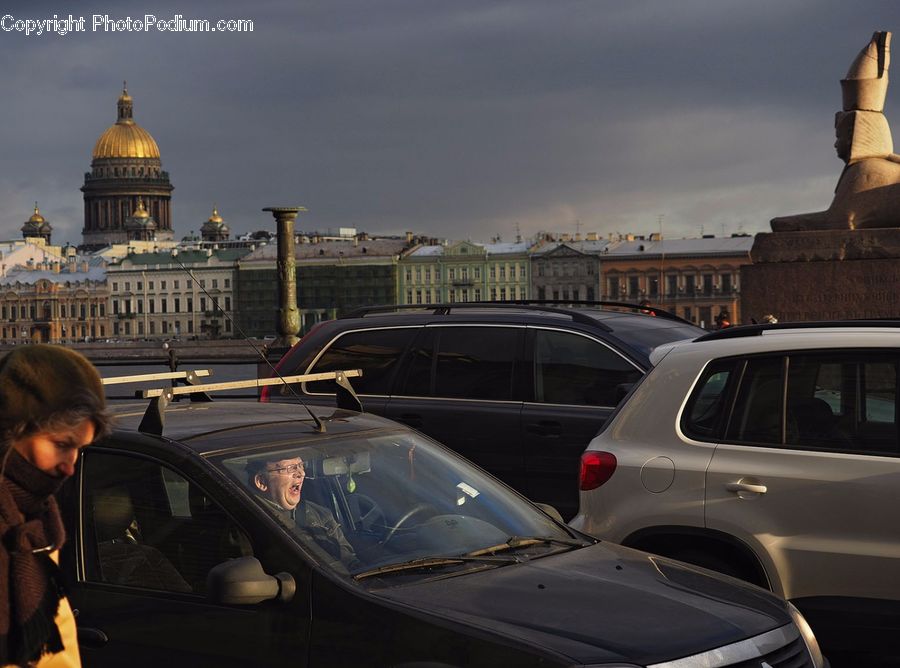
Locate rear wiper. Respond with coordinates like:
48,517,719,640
354,554,516,581
465,535,587,557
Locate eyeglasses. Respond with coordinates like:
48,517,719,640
267,463,305,476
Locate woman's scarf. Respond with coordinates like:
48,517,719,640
0,449,66,666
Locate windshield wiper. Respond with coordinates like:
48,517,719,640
354,554,516,581
465,535,588,557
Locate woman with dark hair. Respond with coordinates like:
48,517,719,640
0,345,110,667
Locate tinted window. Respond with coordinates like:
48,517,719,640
683,359,738,440
82,451,252,594
784,352,897,454
534,330,641,406
726,356,786,445
398,327,519,400
306,327,418,395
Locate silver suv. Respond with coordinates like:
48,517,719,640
571,322,900,662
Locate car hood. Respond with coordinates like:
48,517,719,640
373,541,789,666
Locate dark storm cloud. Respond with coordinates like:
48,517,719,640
1,0,898,244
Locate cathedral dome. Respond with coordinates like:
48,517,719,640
92,86,161,160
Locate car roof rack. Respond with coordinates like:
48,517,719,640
135,369,363,437
101,369,212,385
695,319,900,342
340,300,686,327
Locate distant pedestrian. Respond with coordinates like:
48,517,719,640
638,300,656,316
761,314,778,324
715,309,732,330
0,345,111,667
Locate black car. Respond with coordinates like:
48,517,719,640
61,393,824,667
262,302,704,518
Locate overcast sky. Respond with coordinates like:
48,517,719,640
1,0,898,245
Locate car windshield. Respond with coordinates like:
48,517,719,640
214,428,580,579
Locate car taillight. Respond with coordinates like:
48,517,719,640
580,451,617,490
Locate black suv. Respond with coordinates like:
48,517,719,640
263,302,703,518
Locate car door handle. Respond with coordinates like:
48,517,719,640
526,421,562,437
77,626,109,648
725,480,767,495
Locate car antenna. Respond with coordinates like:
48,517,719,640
168,250,337,432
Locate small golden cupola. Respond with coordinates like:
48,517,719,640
22,202,52,244
201,206,231,242
125,197,157,242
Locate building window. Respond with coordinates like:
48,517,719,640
449,268,456,280
416,290,422,304
174,298,180,313
628,276,640,297
499,266,506,280
100,304,105,317
224,279,230,288
125,282,130,291
405,269,412,282
187,298,193,312
112,282,118,291
406,290,412,304
500,287,506,300
174,280,180,289
667,275,678,297
490,266,496,280
200,297,207,312
188,321,193,333
137,300,144,314
200,280,206,289
149,300,155,314
474,267,481,280
415,268,422,283
162,281,167,290
608,277,620,298
225,297,231,311
162,299,168,313
721,273,733,294
520,266,526,278
137,282,143,291
212,279,218,289
113,301,119,315
425,268,431,282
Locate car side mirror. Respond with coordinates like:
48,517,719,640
533,503,564,524
206,556,296,605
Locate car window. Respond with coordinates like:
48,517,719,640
784,352,898,454
726,356,787,445
305,327,419,395
81,450,253,595
398,326,519,400
682,359,738,440
533,330,641,407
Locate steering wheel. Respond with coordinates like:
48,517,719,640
354,494,386,533
381,503,435,545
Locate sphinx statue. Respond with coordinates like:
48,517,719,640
772,31,900,232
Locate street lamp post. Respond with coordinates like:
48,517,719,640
262,206,306,348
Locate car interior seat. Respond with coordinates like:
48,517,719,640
92,485,192,593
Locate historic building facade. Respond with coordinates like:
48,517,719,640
81,86,174,249
398,241,531,304
530,237,608,302
600,235,753,328
107,247,250,339
235,236,407,338
0,261,110,344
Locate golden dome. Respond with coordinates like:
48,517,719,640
29,202,45,224
92,87,161,160
132,197,150,219
208,207,224,224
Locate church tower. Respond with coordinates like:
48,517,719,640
21,203,52,244
80,85,174,249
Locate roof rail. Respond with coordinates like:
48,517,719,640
137,369,363,437
102,369,212,385
340,300,686,326
695,319,900,342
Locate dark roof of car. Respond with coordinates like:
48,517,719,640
109,400,399,456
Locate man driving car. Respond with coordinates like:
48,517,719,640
247,455,359,568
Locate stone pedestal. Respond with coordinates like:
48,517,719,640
740,228,900,323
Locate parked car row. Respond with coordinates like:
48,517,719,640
61,304,900,665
